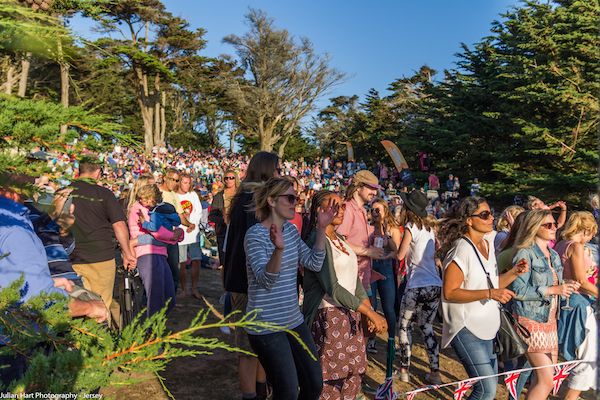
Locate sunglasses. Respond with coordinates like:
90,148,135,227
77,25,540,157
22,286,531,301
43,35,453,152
470,210,493,220
541,222,558,230
224,176,235,181
278,194,299,204
168,177,180,183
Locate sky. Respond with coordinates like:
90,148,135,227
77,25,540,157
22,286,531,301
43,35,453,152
70,0,521,106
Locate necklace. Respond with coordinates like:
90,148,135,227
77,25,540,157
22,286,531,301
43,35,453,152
328,234,350,256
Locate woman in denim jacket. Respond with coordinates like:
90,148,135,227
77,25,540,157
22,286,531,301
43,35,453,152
510,210,579,400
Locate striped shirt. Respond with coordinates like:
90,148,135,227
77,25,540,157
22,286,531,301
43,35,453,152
244,222,325,334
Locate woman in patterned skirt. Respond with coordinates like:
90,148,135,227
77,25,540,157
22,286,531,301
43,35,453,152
510,210,579,400
303,190,387,400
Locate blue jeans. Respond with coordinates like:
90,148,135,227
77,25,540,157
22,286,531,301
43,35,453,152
451,328,498,400
370,259,397,338
248,322,323,400
137,254,175,317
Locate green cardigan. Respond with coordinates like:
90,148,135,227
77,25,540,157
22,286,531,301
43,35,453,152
302,232,369,328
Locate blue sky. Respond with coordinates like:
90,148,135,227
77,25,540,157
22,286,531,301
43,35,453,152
70,0,520,105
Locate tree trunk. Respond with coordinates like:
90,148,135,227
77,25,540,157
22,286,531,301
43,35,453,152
160,91,166,145
58,39,69,134
4,62,15,95
277,135,291,159
153,74,161,146
17,52,31,97
229,131,236,153
135,67,154,153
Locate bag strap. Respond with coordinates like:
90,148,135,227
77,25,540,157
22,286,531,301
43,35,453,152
461,236,495,290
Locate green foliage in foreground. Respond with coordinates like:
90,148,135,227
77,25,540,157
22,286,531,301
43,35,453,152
0,278,310,394
0,94,134,151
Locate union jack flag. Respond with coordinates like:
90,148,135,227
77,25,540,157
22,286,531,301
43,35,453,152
552,362,579,395
375,377,397,400
504,371,521,399
453,380,473,400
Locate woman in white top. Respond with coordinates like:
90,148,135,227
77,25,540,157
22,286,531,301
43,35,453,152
439,196,528,400
396,190,442,384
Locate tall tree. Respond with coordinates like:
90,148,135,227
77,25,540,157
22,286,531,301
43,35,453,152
222,9,344,156
89,0,205,152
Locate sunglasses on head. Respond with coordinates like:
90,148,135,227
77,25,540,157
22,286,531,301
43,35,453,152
278,194,299,204
224,176,235,181
541,222,558,230
470,210,493,220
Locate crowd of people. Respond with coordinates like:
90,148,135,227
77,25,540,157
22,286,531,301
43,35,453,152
1,144,598,400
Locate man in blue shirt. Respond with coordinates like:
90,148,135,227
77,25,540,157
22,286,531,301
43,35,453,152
0,188,109,385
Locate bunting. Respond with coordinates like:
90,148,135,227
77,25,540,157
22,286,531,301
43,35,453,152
453,380,473,400
375,377,397,400
504,371,521,399
552,362,578,396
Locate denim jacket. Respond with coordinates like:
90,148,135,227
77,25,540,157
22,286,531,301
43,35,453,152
510,244,563,323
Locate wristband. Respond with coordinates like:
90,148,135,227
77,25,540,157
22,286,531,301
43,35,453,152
488,288,492,300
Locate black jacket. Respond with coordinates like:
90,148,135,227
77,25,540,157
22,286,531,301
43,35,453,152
222,189,257,293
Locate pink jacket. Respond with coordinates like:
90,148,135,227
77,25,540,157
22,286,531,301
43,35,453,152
129,201,180,258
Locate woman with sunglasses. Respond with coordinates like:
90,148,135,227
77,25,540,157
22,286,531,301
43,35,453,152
510,210,579,400
245,177,336,400
551,212,597,400
440,197,528,400
302,190,387,400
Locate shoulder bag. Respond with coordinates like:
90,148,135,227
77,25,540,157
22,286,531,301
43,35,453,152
462,237,531,361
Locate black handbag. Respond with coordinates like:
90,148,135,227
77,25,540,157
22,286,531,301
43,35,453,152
462,237,531,361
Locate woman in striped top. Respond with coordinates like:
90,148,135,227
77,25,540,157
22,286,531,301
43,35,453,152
244,177,337,400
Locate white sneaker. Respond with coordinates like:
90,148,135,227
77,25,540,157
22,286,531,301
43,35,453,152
399,370,409,382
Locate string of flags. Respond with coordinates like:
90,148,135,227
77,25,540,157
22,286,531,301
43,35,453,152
374,360,586,399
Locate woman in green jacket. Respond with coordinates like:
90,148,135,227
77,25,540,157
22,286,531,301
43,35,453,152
302,190,387,400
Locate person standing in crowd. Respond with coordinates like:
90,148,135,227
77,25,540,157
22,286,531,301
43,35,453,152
0,185,109,385
495,212,528,273
244,178,334,400
159,168,195,292
395,190,442,384
369,199,399,352
69,157,136,324
470,178,480,197
510,210,579,400
428,172,440,191
303,190,388,400
209,169,239,265
554,212,598,400
177,173,203,299
336,170,385,356
445,174,454,192
526,195,568,231
494,205,524,253
128,184,179,317
223,152,279,400
126,173,156,215
440,197,529,400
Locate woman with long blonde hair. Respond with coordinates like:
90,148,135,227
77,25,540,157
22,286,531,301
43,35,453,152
510,210,579,400
245,177,336,400
494,205,524,252
126,173,156,215
554,211,598,400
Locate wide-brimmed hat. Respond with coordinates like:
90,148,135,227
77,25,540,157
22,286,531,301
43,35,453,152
400,189,428,218
353,170,381,190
